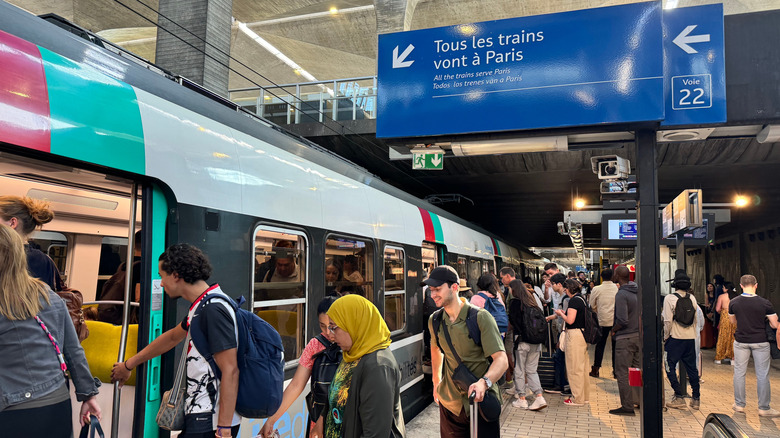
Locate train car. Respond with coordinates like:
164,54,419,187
0,3,538,437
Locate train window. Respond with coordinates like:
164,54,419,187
422,242,437,273
97,236,129,299
456,256,468,282
383,246,405,333
468,258,481,290
29,230,69,279
325,236,373,300
253,228,307,364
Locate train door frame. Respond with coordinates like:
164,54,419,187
0,147,173,438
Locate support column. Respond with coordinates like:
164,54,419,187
375,0,421,34
155,0,233,97
636,130,663,438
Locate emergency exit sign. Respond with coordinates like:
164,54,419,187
412,150,444,170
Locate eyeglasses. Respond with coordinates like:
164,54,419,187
327,324,339,334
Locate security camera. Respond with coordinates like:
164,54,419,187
591,155,630,180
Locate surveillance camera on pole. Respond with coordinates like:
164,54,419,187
591,155,631,180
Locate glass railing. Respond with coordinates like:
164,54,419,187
229,76,377,125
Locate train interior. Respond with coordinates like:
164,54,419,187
0,151,142,438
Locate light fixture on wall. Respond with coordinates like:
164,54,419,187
450,136,568,156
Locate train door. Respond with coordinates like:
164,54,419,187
0,153,168,438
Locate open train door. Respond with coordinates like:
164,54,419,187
0,152,172,438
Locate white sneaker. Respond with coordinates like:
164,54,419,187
528,396,548,411
714,360,722,365
759,408,780,418
512,398,528,409
505,387,517,395
732,403,745,413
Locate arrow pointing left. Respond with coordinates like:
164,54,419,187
673,25,710,54
392,44,415,68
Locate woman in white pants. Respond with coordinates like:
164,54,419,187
507,279,547,411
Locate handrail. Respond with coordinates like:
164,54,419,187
228,76,376,92
83,301,141,307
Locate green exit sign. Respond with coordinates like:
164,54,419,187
412,151,444,170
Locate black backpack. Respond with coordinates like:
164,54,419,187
305,334,342,422
577,295,602,345
672,293,696,327
432,305,483,349
519,300,547,345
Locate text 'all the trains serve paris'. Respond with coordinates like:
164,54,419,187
432,30,545,70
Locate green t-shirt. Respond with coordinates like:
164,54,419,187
325,358,360,438
428,303,505,415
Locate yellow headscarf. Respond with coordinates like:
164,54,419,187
327,294,391,362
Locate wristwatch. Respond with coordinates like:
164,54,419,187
482,376,493,389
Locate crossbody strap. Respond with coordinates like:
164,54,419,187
440,316,465,366
35,315,68,378
169,331,191,403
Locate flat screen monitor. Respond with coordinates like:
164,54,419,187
601,214,638,247
600,213,715,247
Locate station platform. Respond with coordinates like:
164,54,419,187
406,348,780,438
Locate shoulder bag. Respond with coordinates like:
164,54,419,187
440,318,501,422
156,333,190,431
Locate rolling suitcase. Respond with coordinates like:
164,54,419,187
538,320,556,389
469,393,478,438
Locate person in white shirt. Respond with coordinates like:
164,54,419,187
589,269,619,378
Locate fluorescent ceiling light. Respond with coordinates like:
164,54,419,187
237,21,318,83
451,136,568,156
664,0,679,9
27,188,119,210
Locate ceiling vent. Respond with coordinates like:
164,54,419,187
657,128,715,142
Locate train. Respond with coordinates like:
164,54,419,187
0,3,543,437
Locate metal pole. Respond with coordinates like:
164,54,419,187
295,84,301,124
636,130,663,438
112,183,139,438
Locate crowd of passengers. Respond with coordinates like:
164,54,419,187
3,194,780,438
421,261,780,437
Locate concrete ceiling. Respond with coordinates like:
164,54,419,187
9,0,780,92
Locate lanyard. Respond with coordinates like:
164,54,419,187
35,315,68,377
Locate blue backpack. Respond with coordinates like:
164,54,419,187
476,292,508,334
190,292,285,418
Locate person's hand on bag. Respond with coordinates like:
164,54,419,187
79,397,102,427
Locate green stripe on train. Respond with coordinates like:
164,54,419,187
39,47,145,174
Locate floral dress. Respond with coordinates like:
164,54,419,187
324,359,360,438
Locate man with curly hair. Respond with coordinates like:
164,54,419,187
111,244,241,438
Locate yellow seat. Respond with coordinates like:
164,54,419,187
81,321,138,386
256,310,297,337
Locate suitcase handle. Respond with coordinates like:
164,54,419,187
469,392,478,438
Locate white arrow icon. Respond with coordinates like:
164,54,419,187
431,154,442,166
673,25,710,54
392,44,415,68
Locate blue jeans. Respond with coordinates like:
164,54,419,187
733,341,772,410
554,348,568,388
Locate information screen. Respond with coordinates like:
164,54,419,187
607,219,638,240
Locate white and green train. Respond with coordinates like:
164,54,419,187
0,3,541,437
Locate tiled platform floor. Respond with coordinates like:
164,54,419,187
407,348,780,438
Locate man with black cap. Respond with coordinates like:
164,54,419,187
427,265,508,438
662,270,701,410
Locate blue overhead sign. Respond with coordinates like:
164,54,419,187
661,4,726,126
377,2,664,138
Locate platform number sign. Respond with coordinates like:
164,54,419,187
412,151,444,170
662,4,725,126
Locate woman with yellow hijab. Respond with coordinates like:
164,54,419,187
325,295,406,438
